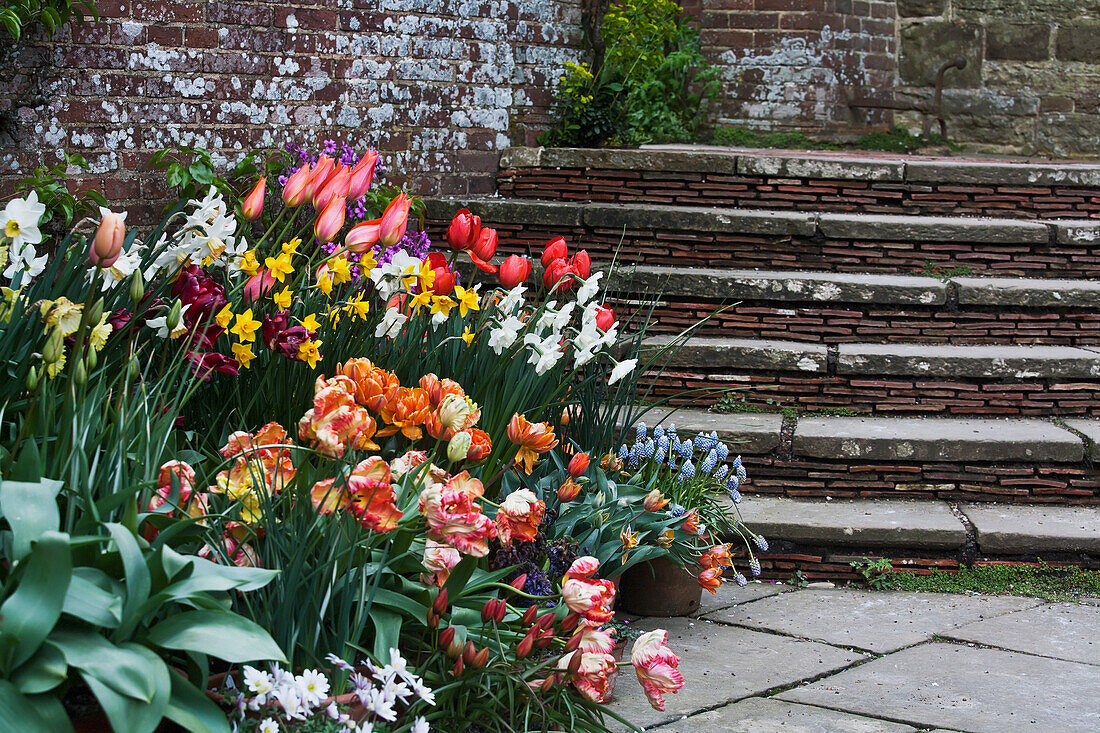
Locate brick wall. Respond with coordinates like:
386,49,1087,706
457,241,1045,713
0,0,584,216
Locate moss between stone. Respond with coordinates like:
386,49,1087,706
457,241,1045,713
878,563,1100,603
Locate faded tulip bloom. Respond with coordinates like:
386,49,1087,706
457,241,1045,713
91,209,126,268
631,629,685,711
423,538,460,586
418,472,498,557
557,651,617,703
379,193,412,248
495,488,546,547
241,177,266,220
557,477,582,502
643,488,669,512
697,567,723,594
507,413,559,474
561,556,615,624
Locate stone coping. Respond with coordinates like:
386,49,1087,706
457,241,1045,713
962,503,1100,554
644,335,828,372
836,342,1100,379
425,197,1079,245
630,405,782,454
499,146,1100,188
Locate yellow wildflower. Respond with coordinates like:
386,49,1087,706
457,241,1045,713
215,303,234,329
454,285,479,318
461,326,474,346
238,250,260,276
232,342,256,369
317,274,333,297
44,297,83,337
329,256,352,285
281,237,302,256
298,338,322,369
265,252,294,282
343,294,369,321
231,308,262,342
89,313,113,353
299,313,321,332
273,286,292,310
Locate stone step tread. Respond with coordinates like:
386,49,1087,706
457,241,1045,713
730,496,967,550
794,415,1083,463
645,335,1100,379
427,197,1083,244
961,503,1100,554
634,405,782,454
1064,419,1100,460
607,263,1100,308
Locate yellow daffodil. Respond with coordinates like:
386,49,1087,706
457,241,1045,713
330,256,352,285
328,307,341,325
299,313,321,332
454,285,479,318
44,297,83,337
298,338,322,369
238,250,260,276
343,294,369,321
265,252,294,282
1,286,20,324
232,341,256,369
89,313,113,353
215,303,234,329
461,326,474,346
409,290,432,312
417,260,436,290
317,275,333,297
231,308,261,342
273,286,292,310
360,251,377,272
281,237,302,256
430,295,456,318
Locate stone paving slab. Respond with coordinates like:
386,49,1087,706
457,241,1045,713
1064,418,1100,460
961,503,1100,554
816,212,1049,244
585,203,818,236
837,343,1100,380
778,642,1100,732
693,581,790,617
954,276,1100,308
635,406,783,454
647,696,918,732
607,617,867,730
704,589,1037,653
942,603,1100,666
731,496,966,550
793,416,1084,463
647,335,828,373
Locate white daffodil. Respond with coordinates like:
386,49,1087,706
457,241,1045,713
551,301,575,333
375,307,408,338
609,357,638,385
524,332,563,375
488,314,524,354
2,190,45,250
93,244,143,290
3,245,46,282
575,271,603,304
497,284,526,313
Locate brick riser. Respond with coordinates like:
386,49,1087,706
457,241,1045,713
428,221,1100,280
741,456,1099,505
642,372,1100,417
498,169,1100,220
614,299,1100,347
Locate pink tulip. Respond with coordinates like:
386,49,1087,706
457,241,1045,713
241,177,266,221
90,210,126,268
312,164,350,212
308,154,335,197
346,218,382,254
315,195,347,243
347,150,378,200
378,193,411,248
282,165,310,207
243,267,276,301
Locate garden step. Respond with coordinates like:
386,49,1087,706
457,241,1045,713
497,145,1100,219
1064,419,1100,459
632,406,782,454
640,336,1100,417
426,197,1100,279
793,416,1083,464
960,503,1100,555
607,265,1100,346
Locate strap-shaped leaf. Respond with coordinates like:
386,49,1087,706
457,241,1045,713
146,610,286,664
0,478,63,562
163,669,232,733
0,680,52,732
10,640,66,694
0,531,71,672
81,644,170,733
63,570,122,628
104,523,151,629
48,630,157,703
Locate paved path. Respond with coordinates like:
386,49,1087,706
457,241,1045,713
610,584,1100,732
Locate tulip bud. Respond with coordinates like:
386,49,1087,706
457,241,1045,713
515,634,534,659
498,254,533,289
534,631,554,650
591,491,606,509
462,640,477,667
557,478,581,503
426,608,439,629
540,675,555,692
73,357,87,386
241,177,266,220
446,640,463,660
536,612,555,630
129,271,144,305
91,210,126,269
166,301,182,331
560,612,581,633
85,346,97,371
446,208,481,252
347,150,378,200
564,630,582,653
452,657,464,677
541,236,568,267
439,626,455,650
313,165,351,212
509,574,528,594
447,431,472,464
127,359,140,382
521,605,538,627
87,298,104,328
643,488,669,512
282,164,311,207
42,327,64,365
566,650,582,675
493,599,507,623
25,366,37,392
378,193,412,248
345,218,382,254
567,452,590,478
542,257,571,292
481,599,498,624
472,647,489,669
432,588,449,616
314,195,347,244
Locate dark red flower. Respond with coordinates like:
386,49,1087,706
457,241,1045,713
188,351,240,380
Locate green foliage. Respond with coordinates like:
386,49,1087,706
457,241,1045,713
15,152,107,229
150,146,266,206
849,557,894,589
880,563,1100,602
713,392,857,418
541,0,719,147
915,261,973,282
0,0,97,39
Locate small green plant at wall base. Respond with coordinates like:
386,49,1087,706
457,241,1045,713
789,570,810,588
915,261,973,282
15,152,107,229
880,563,1100,602
850,557,894,589
0,0,97,39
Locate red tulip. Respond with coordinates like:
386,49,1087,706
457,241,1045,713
469,227,498,273
379,193,411,248
541,236,568,267
498,254,532,289
425,252,456,296
313,164,350,211
595,305,615,332
314,195,347,243
567,452,590,478
446,208,481,251
91,210,125,268
241,177,266,221
346,218,382,254
571,250,591,280
282,165,310,207
347,150,378,200
543,258,571,291
243,267,276,301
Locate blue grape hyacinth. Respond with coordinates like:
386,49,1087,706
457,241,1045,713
749,558,761,576
635,422,647,443
754,535,769,552
734,573,748,587
713,464,729,482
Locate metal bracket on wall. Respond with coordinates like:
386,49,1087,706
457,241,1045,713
847,56,968,141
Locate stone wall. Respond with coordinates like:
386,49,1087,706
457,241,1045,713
894,0,1100,156
0,0,583,214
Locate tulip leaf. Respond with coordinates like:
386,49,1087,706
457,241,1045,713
146,610,286,664
48,630,157,702
104,522,151,627
164,669,232,733
0,531,71,672
371,608,402,661
63,569,122,628
0,680,52,732
0,478,63,562
11,641,67,694
81,644,170,733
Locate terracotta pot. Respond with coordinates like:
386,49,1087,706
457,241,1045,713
617,557,701,617
601,640,628,703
